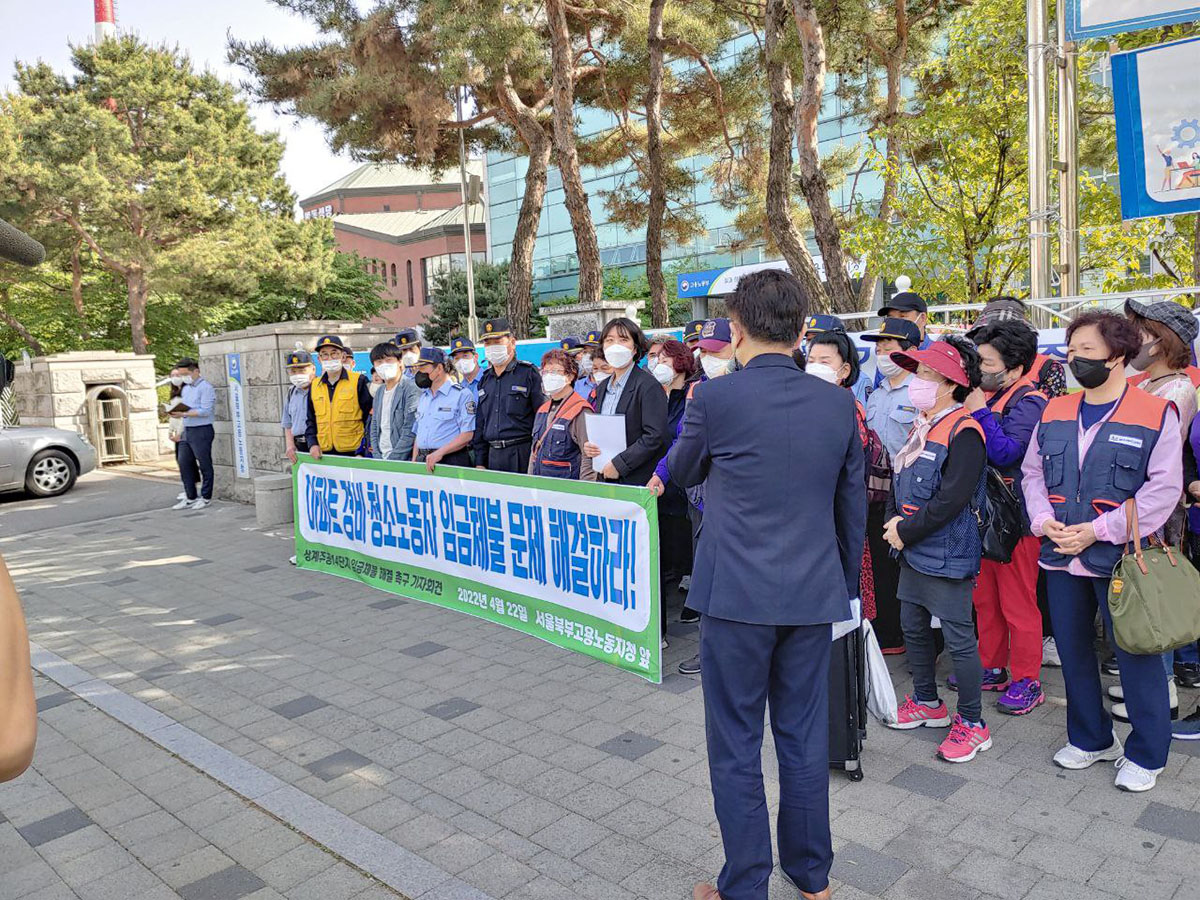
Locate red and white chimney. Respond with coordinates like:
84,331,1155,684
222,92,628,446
94,0,116,44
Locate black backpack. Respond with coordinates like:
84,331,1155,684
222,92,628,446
980,467,1023,563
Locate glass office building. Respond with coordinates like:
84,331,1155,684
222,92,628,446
484,34,886,302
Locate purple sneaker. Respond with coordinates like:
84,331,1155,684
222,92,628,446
948,668,1010,693
997,678,1045,716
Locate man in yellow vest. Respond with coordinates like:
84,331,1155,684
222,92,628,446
303,334,373,459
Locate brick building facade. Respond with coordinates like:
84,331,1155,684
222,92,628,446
299,163,487,330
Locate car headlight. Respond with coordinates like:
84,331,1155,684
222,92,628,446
76,429,93,446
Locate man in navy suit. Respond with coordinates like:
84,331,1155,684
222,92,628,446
670,270,865,900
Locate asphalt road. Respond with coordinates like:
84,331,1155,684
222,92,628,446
0,468,180,539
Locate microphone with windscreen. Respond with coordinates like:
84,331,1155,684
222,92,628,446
0,219,46,267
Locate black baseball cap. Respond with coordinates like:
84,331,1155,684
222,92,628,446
482,318,512,339
861,318,922,347
878,291,928,317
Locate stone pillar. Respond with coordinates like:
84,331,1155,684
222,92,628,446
10,351,160,463
538,301,646,342
196,321,399,502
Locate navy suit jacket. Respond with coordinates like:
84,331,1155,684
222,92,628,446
667,353,866,626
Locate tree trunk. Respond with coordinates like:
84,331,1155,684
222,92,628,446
126,268,149,355
71,240,87,336
0,287,45,355
496,75,553,340
545,0,603,306
789,0,857,314
764,0,828,308
646,0,669,328
857,50,906,309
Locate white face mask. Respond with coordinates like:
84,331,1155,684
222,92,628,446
652,362,676,386
693,347,701,361
577,356,594,375
368,383,382,398
377,362,400,381
401,350,419,367
646,354,660,369
455,357,476,376
700,355,728,380
169,375,184,387
542,373,569,395
181,374,194,385
289,373,311,388
604,344,633,369
321,358,343,376
806,362,841,385
876,354,904,378
484,344,509,367
594,371,611,384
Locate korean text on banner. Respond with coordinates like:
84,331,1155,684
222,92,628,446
1112,37,1200,221
293,456,662,682
226,353,249,478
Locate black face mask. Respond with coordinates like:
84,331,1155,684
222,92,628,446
1069,356,1112,390
414,372,433,389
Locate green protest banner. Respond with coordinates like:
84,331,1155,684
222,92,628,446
294,456,662,682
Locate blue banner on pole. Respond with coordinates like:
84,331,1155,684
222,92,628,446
1112,37,1200,221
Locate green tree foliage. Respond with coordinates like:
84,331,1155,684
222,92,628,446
215,248,385,333
0,37,330,356
422,261,519,345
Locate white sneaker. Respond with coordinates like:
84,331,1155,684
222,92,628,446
1112,678,1179,722
176,491,187,501
1042,637,1062,667
678,575,691,592
661,638,669,650
1114,756,1162,792
289,555,297,566
1108,683,1124,702
190,498,210,511
1053,735,1123,769
171,498,192,510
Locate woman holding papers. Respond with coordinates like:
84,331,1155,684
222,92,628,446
583,317,668,486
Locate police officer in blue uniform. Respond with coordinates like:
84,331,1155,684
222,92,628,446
395,328,421,379
573,331,601,400
449,336,485,402
683,319,705,349
473,318,545,472
412,348,475,471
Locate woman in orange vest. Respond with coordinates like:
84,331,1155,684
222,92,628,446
964,321,1049,715
528,349,593,480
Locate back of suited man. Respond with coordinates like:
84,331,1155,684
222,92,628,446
669,269,865,900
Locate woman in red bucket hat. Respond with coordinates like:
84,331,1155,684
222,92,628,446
882,337,993,764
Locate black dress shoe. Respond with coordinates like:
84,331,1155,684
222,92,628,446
1175,662,1200,689
680,607,700,624
1102,654,1121,677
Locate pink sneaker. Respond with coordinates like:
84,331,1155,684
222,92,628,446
888,695,952,730
937,714,992,763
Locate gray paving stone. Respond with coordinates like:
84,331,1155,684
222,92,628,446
140,663,185,681
182,558,213,567
596,731,663,761
1136,801,1200,845
244,565,277,574
289,590,321,601
271,695,330,720
888,764,966,801
659,675,700,694
37,691,77,713
17,807,93,848
368,598,408,610
179,864,267,900
199,613,242,626
304,749,372,782
401,641,449,658
829,841,909,895
425,698,482,721
104,576,136,586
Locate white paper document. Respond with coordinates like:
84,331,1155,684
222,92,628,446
585,413,627,472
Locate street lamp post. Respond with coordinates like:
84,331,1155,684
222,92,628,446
456,85,479,342
1027,0,1052,300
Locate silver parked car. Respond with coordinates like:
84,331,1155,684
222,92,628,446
0,426,97,497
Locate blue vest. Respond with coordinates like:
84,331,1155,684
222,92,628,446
988,375,1046,531
893,407,986,580
1034,388,1169,577
530,392,588,479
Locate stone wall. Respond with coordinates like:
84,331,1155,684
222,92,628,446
11,351,160,463
196,321,399,502
539,301,646,341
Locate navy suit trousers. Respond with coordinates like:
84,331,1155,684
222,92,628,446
700,614,832,899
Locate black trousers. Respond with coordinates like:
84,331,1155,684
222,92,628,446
866,500,904,649
416,448,473,467
486,442,531,474
175,441,199,492
659,511,694,630
178,425,215,501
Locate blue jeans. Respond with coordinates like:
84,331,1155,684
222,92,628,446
1045,570,1171,769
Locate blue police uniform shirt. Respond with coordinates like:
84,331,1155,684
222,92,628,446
574,375,595,402
850,370,872,406
865,371,917,460
181,377,216,428
413,380,475,450
462,367,485,403
280,384,310,435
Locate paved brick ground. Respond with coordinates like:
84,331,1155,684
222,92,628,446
4,494,1200,900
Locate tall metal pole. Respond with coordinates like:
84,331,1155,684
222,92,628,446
456,85,479,342
1055,0,1080,298
1027,0,1052,299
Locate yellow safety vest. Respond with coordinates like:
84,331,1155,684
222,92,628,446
311,371,364,452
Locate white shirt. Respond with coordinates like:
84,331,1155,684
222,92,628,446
379,386,397,457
